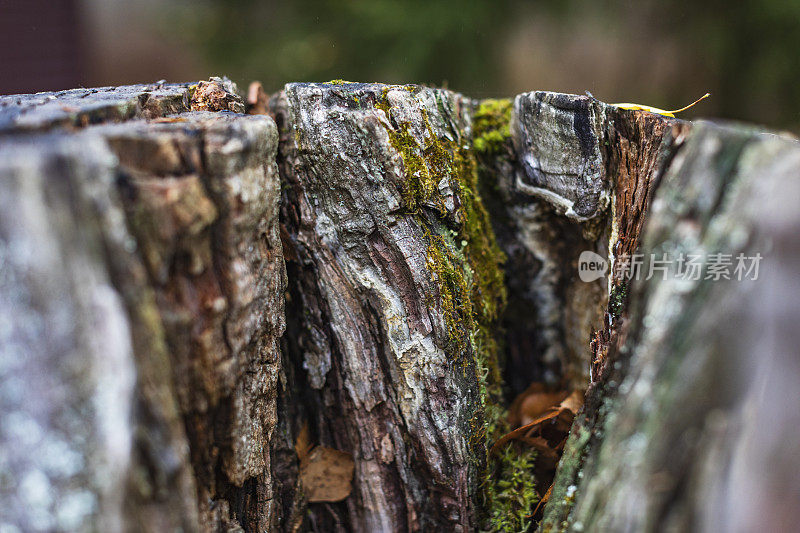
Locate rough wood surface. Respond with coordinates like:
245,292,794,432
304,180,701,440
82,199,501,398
539,123,800,532
0,77,243,134
0,83,285,532
0,134,148,531
495,93,679,389
271,82,503,532
513,92,608,221
97,111,285,532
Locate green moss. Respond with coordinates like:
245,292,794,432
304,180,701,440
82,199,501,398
325,79,354,85
473,98,512,156
375,88,451,216
485,446,539,532
609,282,628,320
376,86,536,531
538,424,593,532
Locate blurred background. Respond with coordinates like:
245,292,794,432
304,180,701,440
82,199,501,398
2,0,799,131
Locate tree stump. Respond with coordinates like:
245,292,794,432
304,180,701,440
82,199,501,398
1,78,798,533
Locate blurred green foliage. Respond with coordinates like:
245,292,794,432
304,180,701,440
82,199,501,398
650,0,800,129
173,0,512,96
173,0,800,137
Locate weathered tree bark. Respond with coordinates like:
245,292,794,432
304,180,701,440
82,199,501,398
539,123,800,533
492,92,680,392
0,77,243,133
2,77,799,533
0,80,284,532
271,83,505,532
97,111,285,532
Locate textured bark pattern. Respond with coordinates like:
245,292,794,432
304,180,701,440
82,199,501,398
97,112,285,531
486,92,608,390
0,77,242,134
0,135,142,531
540,123,800,532
0,82,285,532
3,77,800,533
498,94,678,389
513,92,608,221
272,82,493,532
589,110,690,379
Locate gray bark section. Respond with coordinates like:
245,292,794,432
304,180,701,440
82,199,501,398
0,105,284,532
0,77,243,134
0,135,143,532
513,92,608,221
499,93,678,389
495,91,610,388
539,123,800,532
273,82,485,532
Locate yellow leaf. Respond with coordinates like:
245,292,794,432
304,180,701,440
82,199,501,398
613,93,710,118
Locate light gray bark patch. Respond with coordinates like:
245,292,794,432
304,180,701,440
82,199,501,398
0,134,137,532
512,91,608,220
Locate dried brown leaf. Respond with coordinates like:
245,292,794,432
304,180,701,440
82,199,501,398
559,390,584,415
490,409,561,455
299,446,355,503
532,483,553,519
509,383,570,427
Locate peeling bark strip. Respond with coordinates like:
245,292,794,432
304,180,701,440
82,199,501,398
272,82,505,532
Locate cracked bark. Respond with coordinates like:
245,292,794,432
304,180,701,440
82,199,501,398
539,122,800,533
271,83,494,532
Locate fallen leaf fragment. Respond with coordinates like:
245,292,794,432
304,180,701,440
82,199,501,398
490,410,561,455
531,483,553,519
294,422,313,462
491,389,585,455
509,383,569,427
247,81,268,115
612,93,710,118
559,390,584,415
517,436,559,463
299,446,355,503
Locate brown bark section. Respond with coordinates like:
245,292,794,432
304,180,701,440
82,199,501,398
540,122,800,532
98,112,285,531
590,111,691,379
